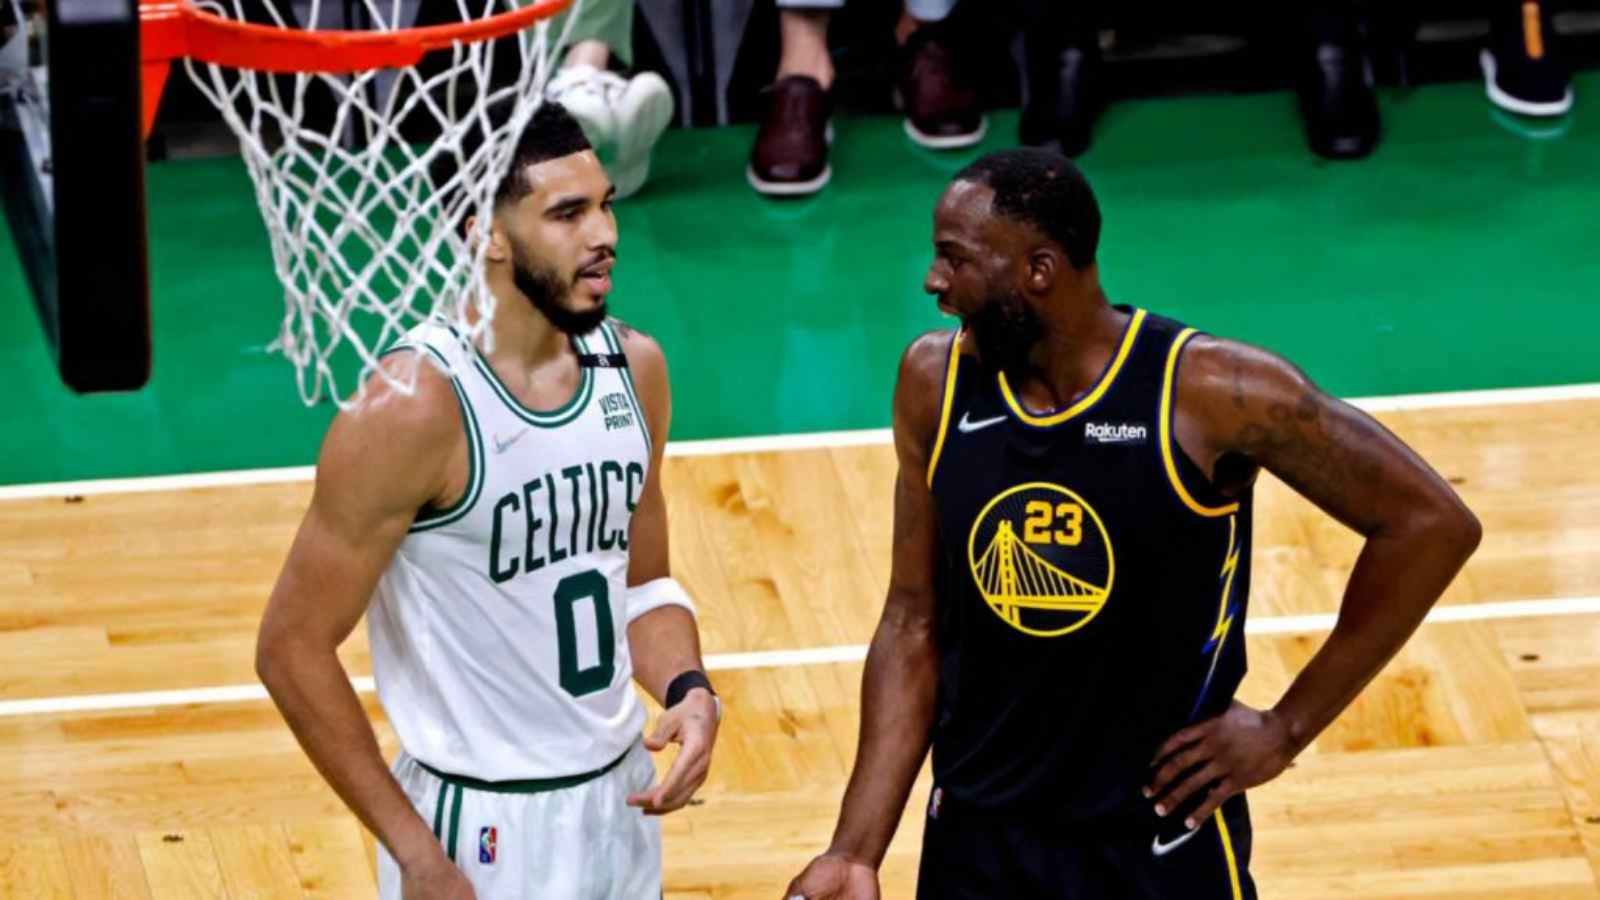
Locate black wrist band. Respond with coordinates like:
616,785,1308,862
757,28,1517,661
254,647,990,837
665,670,714,708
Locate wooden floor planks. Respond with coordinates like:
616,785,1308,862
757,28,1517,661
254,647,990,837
0,397,1596,897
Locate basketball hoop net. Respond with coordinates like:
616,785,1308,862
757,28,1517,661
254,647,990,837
140,0,578,406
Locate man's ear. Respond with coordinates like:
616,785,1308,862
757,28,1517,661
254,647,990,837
468,213,512,264
1026,246,1058,295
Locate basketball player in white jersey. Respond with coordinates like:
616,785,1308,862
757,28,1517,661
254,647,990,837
256,103,720,900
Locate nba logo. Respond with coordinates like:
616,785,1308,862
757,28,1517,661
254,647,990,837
479,827,497,865
929,788,942,820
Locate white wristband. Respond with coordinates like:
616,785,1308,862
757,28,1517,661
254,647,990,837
626,576,697,624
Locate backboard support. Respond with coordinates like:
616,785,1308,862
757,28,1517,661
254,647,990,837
0,0,151,393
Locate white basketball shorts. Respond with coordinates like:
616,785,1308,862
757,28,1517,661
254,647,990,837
377,742,662,899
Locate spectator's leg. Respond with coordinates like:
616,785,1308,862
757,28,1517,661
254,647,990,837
546,0,635,69
564,40,611,71
1017,0,1103,157
898,0,988,149
748,3,841,196
895,6,921,47
1295,2,1381,160
1481,0,1573,116
545,0,675,199
778,6,837,90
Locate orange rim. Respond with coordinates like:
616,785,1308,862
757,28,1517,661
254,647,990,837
139,0,572,73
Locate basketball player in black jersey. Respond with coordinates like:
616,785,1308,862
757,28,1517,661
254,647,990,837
784,148,1482,900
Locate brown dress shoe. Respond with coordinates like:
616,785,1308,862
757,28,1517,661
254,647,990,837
900,27,987,149
747,75,833,196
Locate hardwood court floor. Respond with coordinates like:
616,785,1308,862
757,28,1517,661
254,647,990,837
0,396,1597,898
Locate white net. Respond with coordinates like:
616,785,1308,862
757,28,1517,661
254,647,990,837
182,0,579,406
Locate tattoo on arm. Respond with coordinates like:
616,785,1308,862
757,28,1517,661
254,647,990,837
1233,388,1385,531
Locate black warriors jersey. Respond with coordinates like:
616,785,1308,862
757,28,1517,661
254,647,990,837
925,307,1253,826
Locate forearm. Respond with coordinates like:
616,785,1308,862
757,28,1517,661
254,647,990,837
258,640,439,868
828,610,938,868
1271,511,1480,751
627,606,705,706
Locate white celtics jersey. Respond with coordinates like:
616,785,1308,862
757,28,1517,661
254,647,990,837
369,320,652,781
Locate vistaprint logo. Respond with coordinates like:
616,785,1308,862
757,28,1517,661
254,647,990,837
1084,421,1149,445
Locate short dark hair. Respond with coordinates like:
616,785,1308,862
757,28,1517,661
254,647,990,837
428,99,593,224
953,149,1101,270
495,101,593,206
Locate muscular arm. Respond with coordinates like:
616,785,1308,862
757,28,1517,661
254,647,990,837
1181,337,1481,750
615,323,705,706
614,322,717,816
824,332,948,867
1149,337,1482,820
256,356,463,874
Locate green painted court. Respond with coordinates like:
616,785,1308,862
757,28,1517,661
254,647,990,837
3,75,1596,485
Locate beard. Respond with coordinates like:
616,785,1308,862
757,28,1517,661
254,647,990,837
510,243,609,337
964,288,1044,375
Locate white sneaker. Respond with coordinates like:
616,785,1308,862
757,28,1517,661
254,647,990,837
546,64,623,166
545,64,673,199
609,71,674,199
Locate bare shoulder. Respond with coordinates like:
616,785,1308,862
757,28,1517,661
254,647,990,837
317,350,462,513
1175,332,1386,500
894,329,959,461
899,329,957,392
1176,332,1477,542
1177,333,1316,420
606,318,670,445
608,317,666,383
334,351,462,448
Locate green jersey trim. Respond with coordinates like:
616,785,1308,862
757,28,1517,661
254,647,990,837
470,332,595,428
430,780,447,839
373,344,485,534
445,784,464,862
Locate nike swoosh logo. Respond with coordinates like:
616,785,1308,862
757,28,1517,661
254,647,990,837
493,428,530,454
1150,824,1203,858
956,413,1007,434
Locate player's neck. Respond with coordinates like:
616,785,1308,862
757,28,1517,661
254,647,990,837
479,280,574,368
1021,289,1126,408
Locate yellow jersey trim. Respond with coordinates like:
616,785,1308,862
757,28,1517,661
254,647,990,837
1215,808,1245,900
1198,514,1242,690
1160,328,1240,517
925,330,963,488
997,308,1147,427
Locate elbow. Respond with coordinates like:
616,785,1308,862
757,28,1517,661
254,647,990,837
255,627,292,691
254,634,278,687
1428,496,1483,564
1452,505,1484,560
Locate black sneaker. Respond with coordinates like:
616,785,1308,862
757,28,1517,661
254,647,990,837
1481,1,1573,117
1019,40,1104,159
1297,41,1381,160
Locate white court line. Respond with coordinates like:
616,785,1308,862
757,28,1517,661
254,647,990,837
1245,595,1600,635
1,595,1596,719
0,381,1595,502
1351,382,1600,413
0,465,322,501
666,428,893,458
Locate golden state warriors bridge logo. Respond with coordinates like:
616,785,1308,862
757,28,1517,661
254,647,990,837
967,482,1115,637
